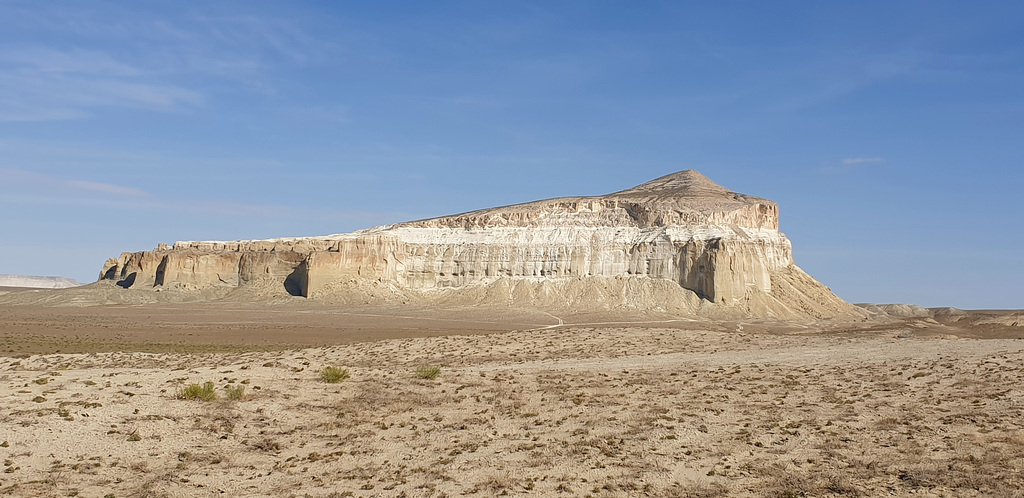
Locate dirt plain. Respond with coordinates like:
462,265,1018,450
1,287,1023,497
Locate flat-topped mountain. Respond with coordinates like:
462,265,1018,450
0,274,83,289
98,171,863,319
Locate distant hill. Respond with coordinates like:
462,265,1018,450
0,274,84,289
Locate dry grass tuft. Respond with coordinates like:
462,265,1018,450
415,365,441,380
224,384,245,401
178,381,217,401
320,366,350,383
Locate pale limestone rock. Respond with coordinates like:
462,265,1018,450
856,303,933,318
0,274,82,289
99,170,861,318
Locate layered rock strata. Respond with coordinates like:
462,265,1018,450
100,170,854,317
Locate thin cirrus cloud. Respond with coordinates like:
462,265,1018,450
67,179,151,197
819,157,886,174
0,167,399,227
0,3,377,122
842,157,885,165
0,47,141,76
0,168,151,198
0,46,203,121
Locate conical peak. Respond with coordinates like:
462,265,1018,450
396,168,776,231
618,170,731,196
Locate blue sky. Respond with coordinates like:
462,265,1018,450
1,1,1021,308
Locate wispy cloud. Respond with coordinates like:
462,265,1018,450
68,180,149,197
0,46,203,121
820,157,887,174
0,3,363,122
842,157,885,165
0,47,140,75
0,168,152,198
0,167,400,227
741,48,930,113
0,108,89,122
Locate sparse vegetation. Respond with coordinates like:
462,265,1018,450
320,366,350,383
415,365,441,380
224,384,246,401
4,313,1024,496
178,381,217,401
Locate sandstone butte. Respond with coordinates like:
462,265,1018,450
99,170,866,320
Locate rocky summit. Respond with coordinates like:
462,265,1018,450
99,170,863,319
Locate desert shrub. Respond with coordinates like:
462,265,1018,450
179,381,217,401
415,365,441,380
321,366,350,383
224,384,246,401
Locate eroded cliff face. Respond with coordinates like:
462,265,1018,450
99,170,857,318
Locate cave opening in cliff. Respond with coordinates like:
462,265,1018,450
116,272,136,289
283,267,305,297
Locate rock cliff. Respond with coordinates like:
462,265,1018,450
99,170,863,319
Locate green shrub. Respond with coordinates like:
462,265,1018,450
415,365,441,380
224,384,246,401
179,381,217,401
320,366,350,384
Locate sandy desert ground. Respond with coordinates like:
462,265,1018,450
1,290,1023,497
